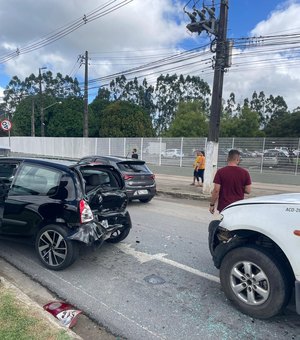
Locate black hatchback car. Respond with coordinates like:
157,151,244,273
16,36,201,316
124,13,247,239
0,157,132,270
78,156,156,203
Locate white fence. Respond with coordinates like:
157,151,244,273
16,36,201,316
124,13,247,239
2,136,300,175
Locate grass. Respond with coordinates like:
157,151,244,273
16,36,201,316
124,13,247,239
0,285,71,340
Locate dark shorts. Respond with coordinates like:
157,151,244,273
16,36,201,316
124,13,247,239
197,169,205,182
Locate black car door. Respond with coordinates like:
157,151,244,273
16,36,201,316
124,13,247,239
0,161,20,230
0,162,62,236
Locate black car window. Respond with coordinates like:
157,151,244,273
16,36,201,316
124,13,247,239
117,162,150,173
0,163,18,183
10,164,61,196
81,169,119,191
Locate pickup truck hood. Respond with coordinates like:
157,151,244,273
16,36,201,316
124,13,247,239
225,193,300,210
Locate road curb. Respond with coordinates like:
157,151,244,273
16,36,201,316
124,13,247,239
156,190,210,201
0,275,82,339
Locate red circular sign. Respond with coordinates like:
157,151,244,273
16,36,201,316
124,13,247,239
1,119,12,131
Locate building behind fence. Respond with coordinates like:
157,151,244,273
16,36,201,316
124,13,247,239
1,136,300,175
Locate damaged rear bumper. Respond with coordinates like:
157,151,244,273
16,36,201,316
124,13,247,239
68,212,132,245
68,221,107,245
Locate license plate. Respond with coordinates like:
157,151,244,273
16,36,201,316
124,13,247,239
134,190,148,196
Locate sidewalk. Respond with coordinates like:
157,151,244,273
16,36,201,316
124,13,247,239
155,173,300,200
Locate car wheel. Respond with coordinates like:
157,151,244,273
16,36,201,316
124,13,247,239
106,225,131,243
35,224,79,271
220,246,292,319
139,197,153,203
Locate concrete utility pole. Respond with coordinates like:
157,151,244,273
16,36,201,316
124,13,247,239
83,50,89,137
204,0,229,195
185,0,230,194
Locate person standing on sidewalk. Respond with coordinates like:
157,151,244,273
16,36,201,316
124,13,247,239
197,151,205,187
191,150,201,186
209,149,252,214
131,148,138,159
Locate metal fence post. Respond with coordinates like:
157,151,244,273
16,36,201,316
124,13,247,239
124,138,126,157
140,138,143,160
232,137,235,149
159,137,162,166
108,138,111,155
295,138,300,175
180,137,183,167
260,137,266,173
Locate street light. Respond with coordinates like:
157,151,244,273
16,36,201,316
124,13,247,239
43,101,62,111
32,99,62,137
40,101,62,135
39,67,47,137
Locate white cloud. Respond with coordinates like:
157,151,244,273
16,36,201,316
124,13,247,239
225,1,300,110
1,0,300,111
0,0,187,88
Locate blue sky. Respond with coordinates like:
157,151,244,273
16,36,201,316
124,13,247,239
1,0,300,109
228,0,284,37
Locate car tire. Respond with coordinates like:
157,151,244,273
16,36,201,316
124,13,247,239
106,225,131,243
139,197,153,203
220,246,292,319
35,224,79,271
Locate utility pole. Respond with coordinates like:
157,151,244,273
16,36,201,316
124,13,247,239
83,50,89,137
204,0,229,194
39,66,47,137
31,98,35,137
184,0,230,194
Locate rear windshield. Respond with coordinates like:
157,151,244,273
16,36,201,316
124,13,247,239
117,162,151,173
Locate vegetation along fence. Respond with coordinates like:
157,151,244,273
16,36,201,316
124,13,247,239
1,136,300,175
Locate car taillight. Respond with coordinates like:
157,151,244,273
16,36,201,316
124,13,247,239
79,200,93,223
150,174,155,180
123,174,134,180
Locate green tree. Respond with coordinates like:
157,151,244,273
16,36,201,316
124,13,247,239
89,88,112,137
3,72,81,114
164,101,208,137
220,107,264,137
46,98,84,137
155,74,210,134
264,110,300,137
99,101,154,137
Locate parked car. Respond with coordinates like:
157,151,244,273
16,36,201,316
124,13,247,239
78,156,156,203
208,193,300,319
0,157,132,270
161,149,184,159
263,149,289,167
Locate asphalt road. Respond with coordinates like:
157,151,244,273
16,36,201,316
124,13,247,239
0,196,299,340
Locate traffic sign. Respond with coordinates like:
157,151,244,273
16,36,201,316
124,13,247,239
1,119,12,132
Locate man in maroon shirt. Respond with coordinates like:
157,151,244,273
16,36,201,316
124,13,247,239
209,149,252,214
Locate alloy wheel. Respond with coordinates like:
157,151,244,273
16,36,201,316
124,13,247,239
230,260,270,306
38,230,68,267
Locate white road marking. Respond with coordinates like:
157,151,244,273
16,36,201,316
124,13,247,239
116,243,220,284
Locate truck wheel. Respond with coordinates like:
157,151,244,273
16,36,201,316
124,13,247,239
220,246,292,319
35,224,78,271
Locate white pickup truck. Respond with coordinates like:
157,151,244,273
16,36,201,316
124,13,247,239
209,193,300,319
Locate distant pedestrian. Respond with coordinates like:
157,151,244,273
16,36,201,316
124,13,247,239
196,151,205,186
191,150,201,186
209,149,252,214
131,148,138,159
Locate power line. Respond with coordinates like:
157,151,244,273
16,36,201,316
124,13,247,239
0,0,134,64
